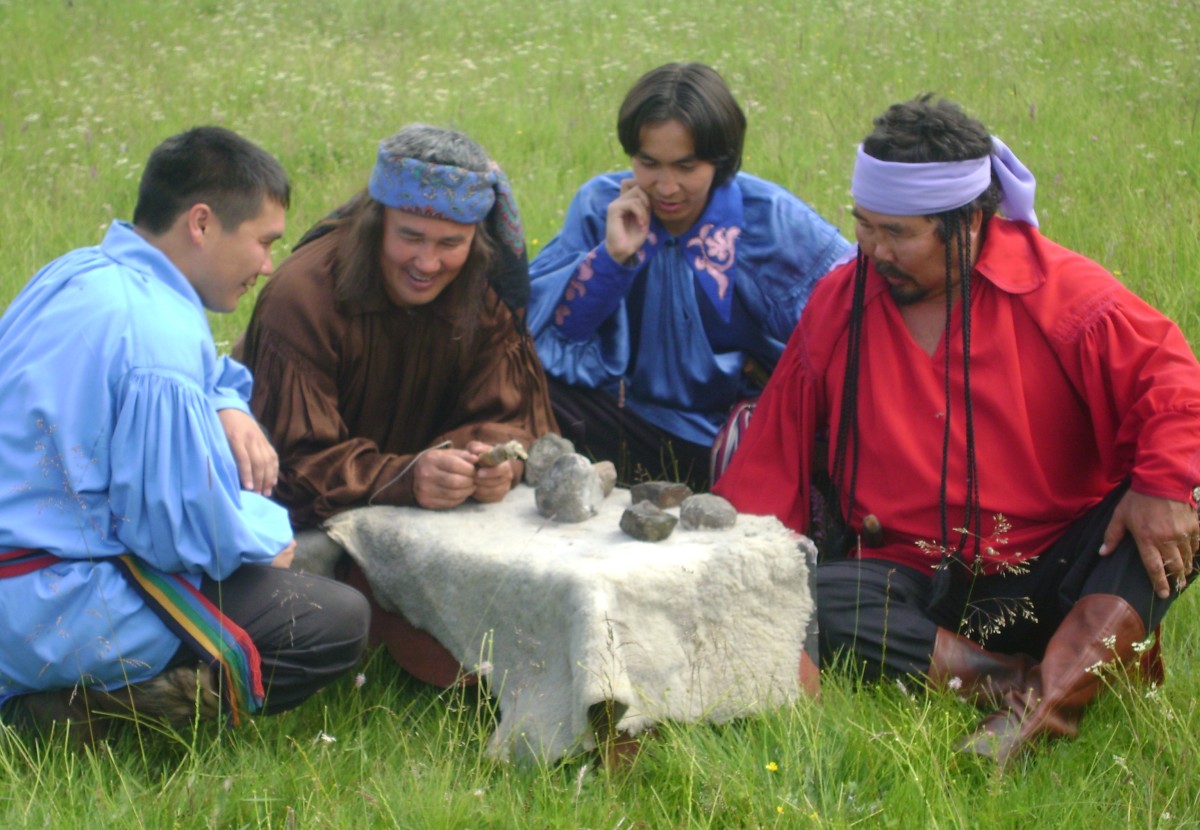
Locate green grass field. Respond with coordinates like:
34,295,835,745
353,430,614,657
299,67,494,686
2,0,1199,827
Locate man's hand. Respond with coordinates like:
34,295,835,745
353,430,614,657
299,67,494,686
604,179,652,264
217,409,279,496
1100,489,1200,599
271,539,296,569
412,448,478,509
466,440,518,503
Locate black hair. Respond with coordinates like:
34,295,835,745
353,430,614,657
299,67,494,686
133,126,289,234
617,62,746,188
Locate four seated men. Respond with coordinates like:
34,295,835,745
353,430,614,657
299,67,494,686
0,85,1195,767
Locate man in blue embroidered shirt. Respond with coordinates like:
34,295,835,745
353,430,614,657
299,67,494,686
0,127,369,745
526,63,850,489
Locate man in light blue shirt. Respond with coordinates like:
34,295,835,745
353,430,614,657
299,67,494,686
0,127,368,744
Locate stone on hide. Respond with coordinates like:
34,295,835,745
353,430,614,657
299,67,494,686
619,500,678,542
593,460,617,496
680,494,738,530
629,480,693,509
524,433,575,486
535,453,604,523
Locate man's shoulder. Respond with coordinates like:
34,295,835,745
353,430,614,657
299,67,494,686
733,171,827,213
786,259,860,364
573,172,627,208
805,258,860,312
982,220,1132,341
981,219,1116,297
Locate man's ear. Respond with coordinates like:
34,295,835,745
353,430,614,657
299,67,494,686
184,203,215,245
969,208,984,235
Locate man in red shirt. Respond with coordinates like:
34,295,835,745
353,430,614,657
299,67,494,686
714,95,1200,764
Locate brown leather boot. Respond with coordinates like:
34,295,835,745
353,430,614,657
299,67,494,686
927,628,1035,707
3,686,110,749
4,666,222,748
959,594,1145,766
89,664,223,729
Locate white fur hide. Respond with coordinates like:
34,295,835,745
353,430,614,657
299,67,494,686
323,484,814,763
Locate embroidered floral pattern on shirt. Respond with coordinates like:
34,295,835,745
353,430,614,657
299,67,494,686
553,231,657,328
555,249,597,327
687,224,741,300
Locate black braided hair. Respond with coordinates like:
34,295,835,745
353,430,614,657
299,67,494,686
830,249,870,552
936,208,982,569
837,95,1000,571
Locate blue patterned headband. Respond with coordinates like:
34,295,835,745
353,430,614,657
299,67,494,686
368,150,525,255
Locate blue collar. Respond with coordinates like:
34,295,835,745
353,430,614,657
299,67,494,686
641,178,744,323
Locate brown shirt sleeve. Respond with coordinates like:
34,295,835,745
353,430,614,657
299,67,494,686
244,325,419,526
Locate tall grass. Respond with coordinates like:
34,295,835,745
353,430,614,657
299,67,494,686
2,0,1199,827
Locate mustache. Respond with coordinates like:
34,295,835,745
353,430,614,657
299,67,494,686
875,261,914,282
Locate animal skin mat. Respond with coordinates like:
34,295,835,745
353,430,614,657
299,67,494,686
323,484,815,763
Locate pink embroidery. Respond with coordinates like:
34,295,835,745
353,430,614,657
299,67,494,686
556,249,599,328
686,224,740,300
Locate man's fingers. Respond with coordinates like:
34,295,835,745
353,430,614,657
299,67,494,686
1097,513,1126,556
234,443,255,491
1137,542,1173,599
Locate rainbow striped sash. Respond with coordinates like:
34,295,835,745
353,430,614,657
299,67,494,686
1,548,264,724
0,547,60,578
111,555,264,724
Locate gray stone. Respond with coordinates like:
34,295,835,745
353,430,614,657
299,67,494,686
593,460,617,497
524,433,575,486
629,480,693,509
535,453,604,523
680,494,738,530
619,500,678,542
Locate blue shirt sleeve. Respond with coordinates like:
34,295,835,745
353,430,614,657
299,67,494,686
108,368,291,579
527,175,636,388
209,354,253,414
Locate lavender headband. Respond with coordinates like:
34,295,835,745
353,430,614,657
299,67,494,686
367,150,525,254
851,136,1038,227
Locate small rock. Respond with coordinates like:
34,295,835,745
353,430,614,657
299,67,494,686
619,501,678,542
593,461,617,496
535,453,604,523
629,480,693,509
680,494,738,530
524,433,575,486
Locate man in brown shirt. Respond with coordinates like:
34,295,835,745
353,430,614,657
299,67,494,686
239,124,557,685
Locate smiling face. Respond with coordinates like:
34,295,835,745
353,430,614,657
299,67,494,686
379,208,476,308
630,119,717,236
852,205,980,308
191,196,285,312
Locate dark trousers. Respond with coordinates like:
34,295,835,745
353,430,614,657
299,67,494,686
817,483,1189,680
167,565,370,714
547,376,712,490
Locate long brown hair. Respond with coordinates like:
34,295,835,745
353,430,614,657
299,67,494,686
293,189,499,344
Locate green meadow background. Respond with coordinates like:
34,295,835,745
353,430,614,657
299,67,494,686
2,0,1198,827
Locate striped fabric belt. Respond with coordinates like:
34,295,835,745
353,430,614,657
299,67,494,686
0,547,264,724
0,547,61,578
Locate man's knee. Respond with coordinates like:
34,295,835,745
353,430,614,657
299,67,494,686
816,559,936,678
288,572,370,658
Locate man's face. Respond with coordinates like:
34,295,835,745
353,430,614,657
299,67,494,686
192,197,285,313
379,208,476,308
852,205,967,307
630,118,717,236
